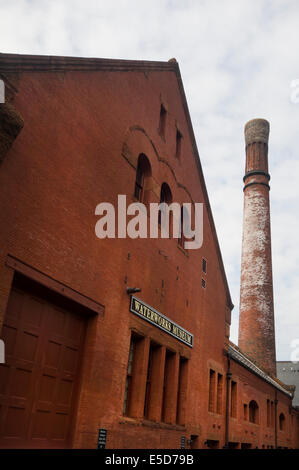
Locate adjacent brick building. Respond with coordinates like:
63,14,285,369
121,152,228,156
0,52,298,449
277,362,299,407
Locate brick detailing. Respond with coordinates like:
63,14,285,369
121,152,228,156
239,119,276,377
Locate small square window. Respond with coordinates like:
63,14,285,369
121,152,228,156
158,104,167,139
175,129,182,159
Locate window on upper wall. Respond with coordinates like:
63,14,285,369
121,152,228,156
160,182,172,205
158,182,172,229
271,401,274,428
158,104,167,139
208,369,216,412
216,373,223,414
267,399,271,427
279,413,286,431
230,381,237,418
244,403,248,421
202,258,207,274
175,129,182,159
134,153,151,203
249,400,259,424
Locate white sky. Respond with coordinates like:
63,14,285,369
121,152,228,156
1,0,298,360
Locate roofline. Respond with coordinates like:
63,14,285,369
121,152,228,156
0,52,233,310
228,343,293,398
277,361,298,363
0,52,176,72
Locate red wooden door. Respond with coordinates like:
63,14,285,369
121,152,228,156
0,282,86,448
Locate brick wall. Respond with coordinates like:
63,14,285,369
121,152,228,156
0,59,297,448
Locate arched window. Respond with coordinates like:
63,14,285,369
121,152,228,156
279,413,286,431
160,182,172,205
158,182,172,228
134,154,151,203
249,400,259,424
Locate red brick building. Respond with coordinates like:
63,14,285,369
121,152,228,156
0,53,298,449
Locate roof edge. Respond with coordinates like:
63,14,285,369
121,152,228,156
228,342,293,398
0,52,177,73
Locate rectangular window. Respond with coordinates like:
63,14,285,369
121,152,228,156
208,369,216,412
134,164,143,200
161,350,175,423
125,336,189,424
175,129,182,159
158,104,167,139
230,381,237,418
144,342,164,420
123,334,140,416
201,278,206,289
216,373,223,414
176,357,188,425
267,399,270,427
271,401,274,428
244,403,248,421
202,258,207,274
144,343,155,419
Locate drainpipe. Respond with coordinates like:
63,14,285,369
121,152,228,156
274,390,278,449
224,354,232,448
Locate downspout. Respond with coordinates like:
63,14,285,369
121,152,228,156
224,354,232,448
274,390,278,449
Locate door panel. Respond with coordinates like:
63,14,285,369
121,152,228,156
0,281,86,448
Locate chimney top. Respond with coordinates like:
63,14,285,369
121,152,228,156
244,118,270,146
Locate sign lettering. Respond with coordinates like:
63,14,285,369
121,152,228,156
130,296,193,348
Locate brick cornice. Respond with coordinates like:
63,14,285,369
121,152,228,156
0,52,176,73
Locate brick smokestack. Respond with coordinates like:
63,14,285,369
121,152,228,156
238,118,276,377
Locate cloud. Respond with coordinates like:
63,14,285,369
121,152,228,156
0,0,298,359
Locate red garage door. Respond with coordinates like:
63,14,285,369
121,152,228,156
0,276,87,448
